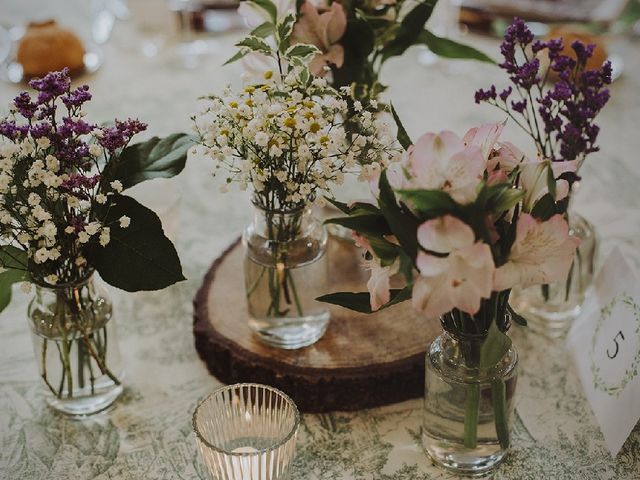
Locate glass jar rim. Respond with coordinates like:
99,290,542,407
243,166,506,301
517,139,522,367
192,382,301,456
30,268,96,290
251,197,312,215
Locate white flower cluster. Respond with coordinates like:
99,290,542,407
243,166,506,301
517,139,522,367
193,70,399,210
0,127,128,285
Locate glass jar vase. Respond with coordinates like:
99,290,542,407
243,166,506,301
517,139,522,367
422,324,518,475
243,201,330,349
28,272,123,415
510,212,597,338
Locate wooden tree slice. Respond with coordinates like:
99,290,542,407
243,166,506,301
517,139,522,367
193,236,439,413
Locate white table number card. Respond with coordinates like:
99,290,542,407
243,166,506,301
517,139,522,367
567,248,640,457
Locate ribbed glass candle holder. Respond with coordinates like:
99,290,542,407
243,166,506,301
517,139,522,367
193,383,300,480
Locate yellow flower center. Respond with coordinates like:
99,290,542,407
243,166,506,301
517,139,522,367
284,117,296,128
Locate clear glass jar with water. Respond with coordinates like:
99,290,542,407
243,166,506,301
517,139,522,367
243,201,329,349
422,326,518,475
28,272,123,415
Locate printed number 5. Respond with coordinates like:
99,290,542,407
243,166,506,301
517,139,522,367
607,330,625,359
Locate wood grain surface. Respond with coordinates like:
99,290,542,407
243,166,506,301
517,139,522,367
193,236,439,412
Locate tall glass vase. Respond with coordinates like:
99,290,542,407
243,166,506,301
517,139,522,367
243,201,330,349
422,313,518,475
510,212,597,338
28,272,123,415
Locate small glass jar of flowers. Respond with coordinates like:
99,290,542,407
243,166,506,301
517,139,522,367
0,69,189,415
193,16,399,349
474,18,612,336
319,123,580,474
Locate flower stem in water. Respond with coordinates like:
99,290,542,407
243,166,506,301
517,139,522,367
463,383,480,448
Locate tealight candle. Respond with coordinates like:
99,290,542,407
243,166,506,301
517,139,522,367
193,384,299,480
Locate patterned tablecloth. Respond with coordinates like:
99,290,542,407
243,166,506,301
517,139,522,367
1,4,640,479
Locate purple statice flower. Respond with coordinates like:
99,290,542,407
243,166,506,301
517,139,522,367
98,119,147,153
0,120,29,140
475,18,612,170
13,92,38,119
511,99,527,113
29,69,71,104
60,117,94,136
571,41,595,67
499,87,512,101
499,17,533,65
117,118,147,138
475,85,496,104
61,85,92,109
29,121,52,139
513,58,540,89
61,173,101,192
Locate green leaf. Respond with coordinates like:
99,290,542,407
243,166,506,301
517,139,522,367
223,49,249,66
85,195,185,292
0,245,29,271
325,197,380,216
104,133,193,190
381,1,437,62
251,21,275,38
285,43,320,59
249,0,277,23
331,17,375,88
390,103,412,150
363,234,399,265
480,320,512,370
325,214,392,236
396,189,458,217
417,30,495,63
531,193,557,221
276,12,296,51
546,163,557,200
237,36,273,54
316,287,411,314
0,246,30,313
486,185,524,213
378,171,420,259
507,303,527,326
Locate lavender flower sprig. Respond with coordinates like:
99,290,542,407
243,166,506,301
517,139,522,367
475,18,611,172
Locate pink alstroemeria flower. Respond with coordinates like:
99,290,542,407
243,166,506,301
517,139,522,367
519,159,577,211
292,1,347,76
412,215,495,319
462,122,504,160
406,131,485,204
366,256,400,311
493,213,580,291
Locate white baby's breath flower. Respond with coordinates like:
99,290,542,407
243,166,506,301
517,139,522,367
34,248,49,264
88,144,102,157
45,155,60,172
36,137,51,149
95,194,107,204
110,180,123,193
28,193,41,206
84,222,101,236
119,215,131,228
78,231,90,244
75,256,87,267
99,227,110,247
44,274,59,285
67,196,80,209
